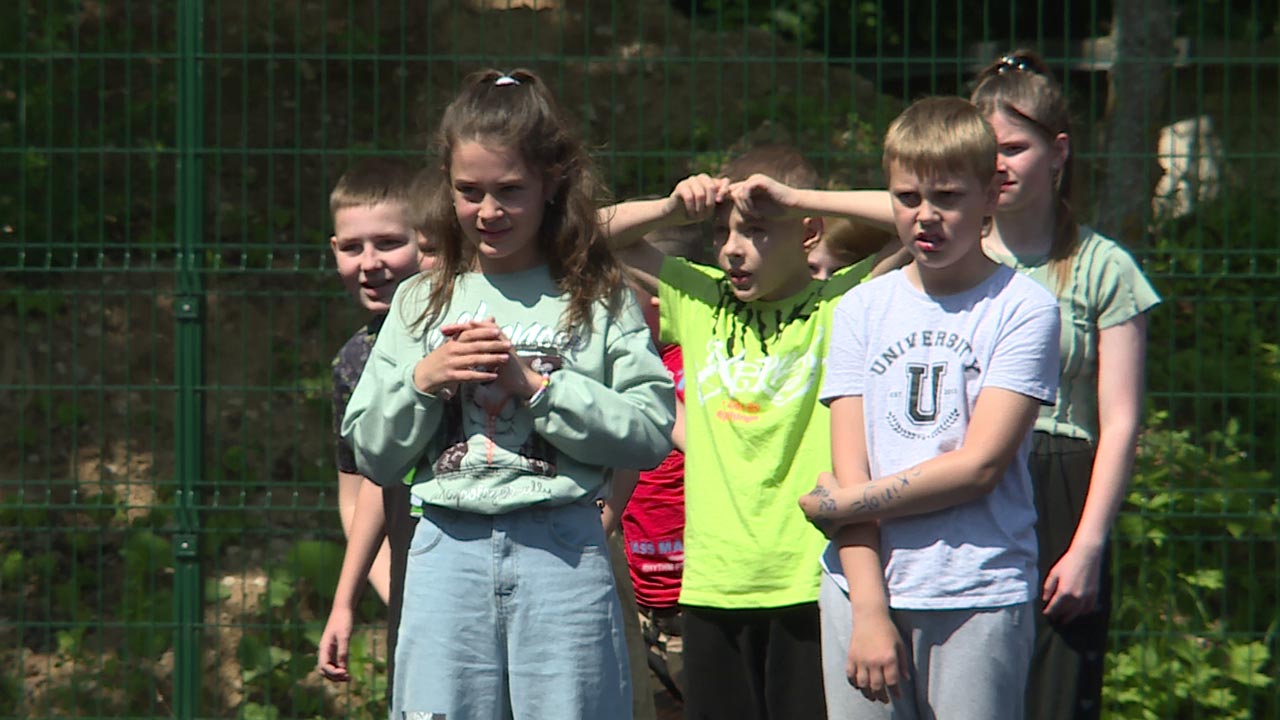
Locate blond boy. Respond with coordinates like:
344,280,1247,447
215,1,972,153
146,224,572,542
750,97,1061,719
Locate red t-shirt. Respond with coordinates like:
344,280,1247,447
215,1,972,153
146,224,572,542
621,344,686,609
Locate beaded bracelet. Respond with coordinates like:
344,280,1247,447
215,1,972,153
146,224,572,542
527,373,551,405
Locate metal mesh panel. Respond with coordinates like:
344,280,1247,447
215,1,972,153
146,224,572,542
2,1,1277,717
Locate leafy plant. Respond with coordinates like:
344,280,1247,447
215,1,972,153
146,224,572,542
1106,413,1279,718
1142,186,1280,469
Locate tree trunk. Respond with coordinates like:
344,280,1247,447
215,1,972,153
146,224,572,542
1094,0,1178,245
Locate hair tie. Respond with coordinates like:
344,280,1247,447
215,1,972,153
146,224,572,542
494,75,521,87
996,55,1032,75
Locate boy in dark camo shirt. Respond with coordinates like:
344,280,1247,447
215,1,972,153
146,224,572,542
317,159,437,700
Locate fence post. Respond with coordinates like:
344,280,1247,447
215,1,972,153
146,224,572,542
174,0,205,717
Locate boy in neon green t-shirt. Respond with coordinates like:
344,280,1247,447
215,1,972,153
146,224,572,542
603,145,880,719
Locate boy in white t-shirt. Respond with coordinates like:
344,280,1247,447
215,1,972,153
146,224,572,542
729,97,1061,719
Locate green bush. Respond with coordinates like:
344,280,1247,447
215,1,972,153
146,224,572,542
1143,190,1280,468
1106,413,1278,718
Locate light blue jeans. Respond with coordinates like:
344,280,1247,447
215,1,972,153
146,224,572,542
393,501,632,720
819,572,1033,720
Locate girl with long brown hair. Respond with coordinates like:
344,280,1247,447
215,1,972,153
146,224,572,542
342,68,675,719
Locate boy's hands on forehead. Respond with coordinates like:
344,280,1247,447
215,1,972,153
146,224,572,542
667,173,730,223
728,174,805,221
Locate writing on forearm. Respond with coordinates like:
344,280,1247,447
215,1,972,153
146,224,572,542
806,484,838,515
852,467,918,519
801,465,924,530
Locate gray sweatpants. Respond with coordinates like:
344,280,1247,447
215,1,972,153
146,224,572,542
819,573,1033,720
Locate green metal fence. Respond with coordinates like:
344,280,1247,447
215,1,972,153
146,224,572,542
2,1,1277,717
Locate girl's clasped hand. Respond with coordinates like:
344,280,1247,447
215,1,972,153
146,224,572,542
414,318,543,411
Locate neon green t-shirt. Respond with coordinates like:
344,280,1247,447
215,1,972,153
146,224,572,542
659,256,873,608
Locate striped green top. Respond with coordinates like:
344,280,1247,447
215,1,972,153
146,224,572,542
987,228,1162,442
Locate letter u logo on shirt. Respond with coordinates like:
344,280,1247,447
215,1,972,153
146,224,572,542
904,363,947,424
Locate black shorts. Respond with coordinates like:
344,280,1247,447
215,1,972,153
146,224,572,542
1026,432,1110,720
680,602,826,720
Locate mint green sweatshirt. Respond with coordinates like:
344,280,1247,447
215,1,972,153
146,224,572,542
341,267,676,514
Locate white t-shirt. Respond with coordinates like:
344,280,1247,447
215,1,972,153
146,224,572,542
820,265,1061,610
